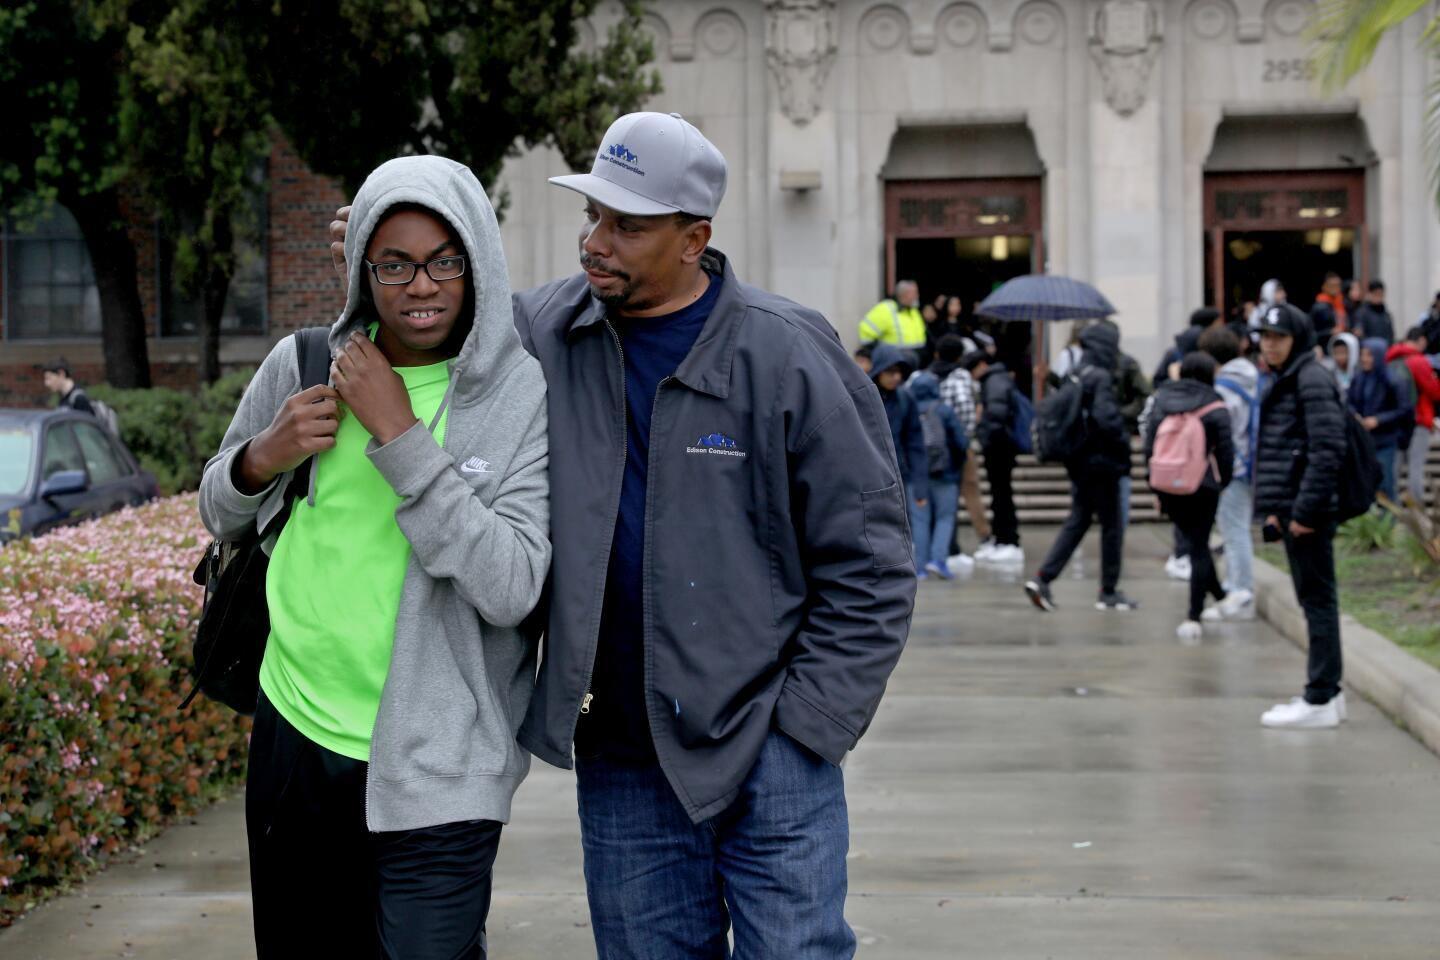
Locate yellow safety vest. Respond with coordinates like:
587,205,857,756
859,299,927,347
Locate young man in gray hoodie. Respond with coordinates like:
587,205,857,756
201,156,550,958
1200,325,1259,620
333,112,913,958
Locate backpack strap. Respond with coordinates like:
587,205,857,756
294,326,332,389
1215,377,1252,405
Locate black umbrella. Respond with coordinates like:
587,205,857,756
975,275,1117,322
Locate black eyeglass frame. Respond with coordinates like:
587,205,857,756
363,255,468,286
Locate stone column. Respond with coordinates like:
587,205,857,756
1087,0,1166,365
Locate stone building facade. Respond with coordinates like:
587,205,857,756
500,0,1440,368
2,0,1436,403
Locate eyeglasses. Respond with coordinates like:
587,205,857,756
364,255,467,286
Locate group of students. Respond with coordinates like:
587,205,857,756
854,332,1028,576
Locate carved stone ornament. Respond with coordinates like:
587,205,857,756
1090,0,1160,118
766,0,838,126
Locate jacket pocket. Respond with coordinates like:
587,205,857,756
861,482,911,571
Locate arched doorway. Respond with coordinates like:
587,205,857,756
1203,114,1373,318
882,124,1046,394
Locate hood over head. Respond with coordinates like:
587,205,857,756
869,343,916,383
1080,321,1120,372
1260,303,1316,376
1328,332,1359,376
908,371,941,402
1358,337,1393,379
337,155,525,405
1156,376,1223,416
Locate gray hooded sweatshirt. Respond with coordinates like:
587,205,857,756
198,156,550,831
1215,357,1258,479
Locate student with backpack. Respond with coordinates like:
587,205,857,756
1387,327,1440,506
199,157,551,956
909,372,968,580
1254,304,1349,730
871,343,930,522
1144,352,1235,640
1024,323,1136,612
41,357,120,435
930,334,991,554
965,351,1027,564
1200,326,1259,621
1348,338,1411,504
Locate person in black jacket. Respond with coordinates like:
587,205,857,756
1144,352,1235,640
1254,304,1349,730
871,343,931,513
965,351,1025,563
1353,280,1395,345
1024,323,1136,612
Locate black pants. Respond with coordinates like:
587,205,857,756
1038,470,1123,594
1162,490,1225,621
247,694,502,959
1282,522,1343,704
985,444,1019,546
1173,524,1192,559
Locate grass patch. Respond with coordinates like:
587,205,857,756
1258,524,1440,670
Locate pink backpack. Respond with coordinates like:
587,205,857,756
1149,401,1225,495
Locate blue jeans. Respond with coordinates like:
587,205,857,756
910,479,959,568
575,730,854,959
1377,443,1398,504
1216,479,1254,594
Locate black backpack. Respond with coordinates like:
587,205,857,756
180,328,331,714
920,406,953,477
1329,382,1381,522
1032,373,1088,464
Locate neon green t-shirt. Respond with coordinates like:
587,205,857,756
260,339,450,761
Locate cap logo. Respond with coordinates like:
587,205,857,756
1266,307,1282,326
603,142,643,176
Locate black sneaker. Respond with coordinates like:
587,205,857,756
1024,579,1056,612
1096,591,1138,611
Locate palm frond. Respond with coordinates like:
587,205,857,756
1310,0,1431,93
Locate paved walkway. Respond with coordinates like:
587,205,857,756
4,527,1440,958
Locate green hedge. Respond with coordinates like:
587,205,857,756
90,369,252,495
0,494,247,924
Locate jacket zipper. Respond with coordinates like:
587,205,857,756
571,320,631,741
638,376,674,744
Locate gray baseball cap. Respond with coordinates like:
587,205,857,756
549,112,727,218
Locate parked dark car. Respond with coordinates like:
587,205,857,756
0,409,159,545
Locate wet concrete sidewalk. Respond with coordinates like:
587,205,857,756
3,526,1439,958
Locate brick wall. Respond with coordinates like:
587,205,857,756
0,134,347,406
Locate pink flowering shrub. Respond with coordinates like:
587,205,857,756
0,494,249,923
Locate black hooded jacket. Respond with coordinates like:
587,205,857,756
1143,378,1235,495
1254,310,1346,525
977,363,1017,451
1072,324,1132,477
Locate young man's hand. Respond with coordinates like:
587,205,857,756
1362,416,1379,430
331,332,418,445
330,205,351,281
236,385,342,494
1289,519,1315,537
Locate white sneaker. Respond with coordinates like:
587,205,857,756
1200,605,1224,622
1176,620,1203,642
986,544,1025,564
946,553,975,575
1261,696,1342,729
1218,589,1256,620
1335,692,1349,723
973,538,998,560
1164,555,1192,581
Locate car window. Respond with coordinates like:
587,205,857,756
42,423,86,481
0,428,32,495
73,421,125,485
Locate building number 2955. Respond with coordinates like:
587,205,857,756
1263,58,1317,83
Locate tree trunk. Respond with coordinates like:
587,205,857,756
68,189,152,389
197,212,234,385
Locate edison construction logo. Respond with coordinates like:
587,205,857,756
602,142,644,176
686,432,748,459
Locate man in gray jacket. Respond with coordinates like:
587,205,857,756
203,156,551,957
333,112,914,958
